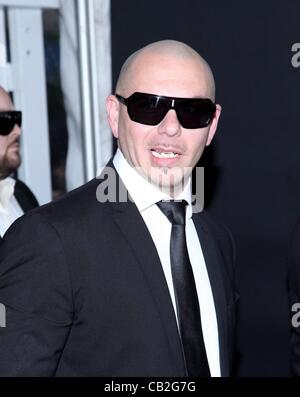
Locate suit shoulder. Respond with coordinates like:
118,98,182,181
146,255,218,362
31,178,104,220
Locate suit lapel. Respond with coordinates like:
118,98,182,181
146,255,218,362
193,212,230,376
108,177,186,375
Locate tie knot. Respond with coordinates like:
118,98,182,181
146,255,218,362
156,200,187,225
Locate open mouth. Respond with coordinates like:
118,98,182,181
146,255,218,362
151,150,179,159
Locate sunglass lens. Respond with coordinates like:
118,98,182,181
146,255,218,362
127,94,168,126
0,112,22,135
0,119,14,136
177,99,215,129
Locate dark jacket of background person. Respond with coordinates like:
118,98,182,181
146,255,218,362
14,179,39,213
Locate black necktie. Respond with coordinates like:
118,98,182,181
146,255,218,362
157,200,211,377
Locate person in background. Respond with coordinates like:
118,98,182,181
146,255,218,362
0,86,38,237
0,40,238,376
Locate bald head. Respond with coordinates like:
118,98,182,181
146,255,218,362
116,40,216,100
0,86,14,111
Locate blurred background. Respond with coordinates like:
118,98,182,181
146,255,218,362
1,0,299,376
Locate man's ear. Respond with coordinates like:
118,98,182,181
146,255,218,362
206,104,222,146
106,95,120,139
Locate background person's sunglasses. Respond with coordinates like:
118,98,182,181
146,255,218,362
0,111,22,136
116,92,216,129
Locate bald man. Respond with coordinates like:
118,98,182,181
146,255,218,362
0,40,238,377
0,87,38,237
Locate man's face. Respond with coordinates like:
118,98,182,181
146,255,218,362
0,91,21,179
107,54,221,194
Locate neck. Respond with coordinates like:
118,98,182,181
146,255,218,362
0,167,12,181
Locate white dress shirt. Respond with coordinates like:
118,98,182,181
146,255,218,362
113,149,221,376
0,177,24,237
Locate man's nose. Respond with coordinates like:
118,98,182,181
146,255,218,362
157,109,181,137
11,124,21,137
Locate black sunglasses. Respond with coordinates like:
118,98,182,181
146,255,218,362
116,92,216,129
0,111,22,136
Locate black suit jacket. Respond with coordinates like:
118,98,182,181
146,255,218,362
0,165,238,377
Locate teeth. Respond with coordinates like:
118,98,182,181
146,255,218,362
152,150,179,159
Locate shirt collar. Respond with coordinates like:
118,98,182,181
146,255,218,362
0,177,16,212
113,149,193,218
